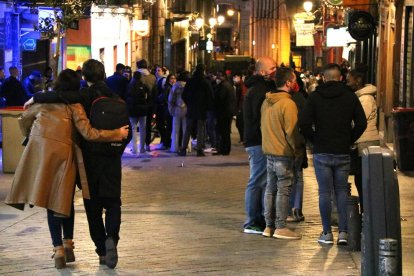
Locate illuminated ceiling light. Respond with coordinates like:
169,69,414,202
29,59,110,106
144,0,157,5
227,8,235,17
252,40,256,46
195,17,204,30
303,1,313,13
217,15,225,25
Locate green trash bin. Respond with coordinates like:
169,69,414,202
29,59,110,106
392,107,414,171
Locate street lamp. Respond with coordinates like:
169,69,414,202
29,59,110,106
226,6,241,54
303,1,313,13
217,15,225,26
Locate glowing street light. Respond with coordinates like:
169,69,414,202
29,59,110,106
303,1,313,13
209,17,217,28
217,15,225,26
195,17,204,30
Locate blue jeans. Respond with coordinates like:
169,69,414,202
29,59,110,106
47,204,74,247
313,153,350,233
243,146,267,229
289,158,304,210
264,156,294,229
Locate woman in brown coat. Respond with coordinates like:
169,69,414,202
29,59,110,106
5,69,129,269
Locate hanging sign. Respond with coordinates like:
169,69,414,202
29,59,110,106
348,11,375,41
295,23,315,46
133,20,150,37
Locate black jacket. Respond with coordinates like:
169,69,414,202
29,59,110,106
299,81,367,154
1,76,27,106
215,80,236,118
106,72,129,100
182,73,213,120
33,81,130,198
243,75,276,148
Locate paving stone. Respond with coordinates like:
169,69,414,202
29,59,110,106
0,129,413,275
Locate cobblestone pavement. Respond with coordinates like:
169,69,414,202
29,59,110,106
0,131,413,275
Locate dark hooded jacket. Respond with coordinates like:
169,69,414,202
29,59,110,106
182,71,213,120
299,81,367,154
243,75,276,148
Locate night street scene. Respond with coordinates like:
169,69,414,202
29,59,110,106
0,0,413,275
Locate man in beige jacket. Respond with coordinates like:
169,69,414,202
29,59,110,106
260,67,304,240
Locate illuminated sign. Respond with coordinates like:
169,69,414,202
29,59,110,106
133,20,149,37
66,45,91,70
21,38,36,51
326,27,356,47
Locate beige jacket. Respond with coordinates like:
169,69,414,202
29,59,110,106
5,103,123,216
355,84,380,143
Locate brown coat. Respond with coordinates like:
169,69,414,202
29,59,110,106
5,103,123,216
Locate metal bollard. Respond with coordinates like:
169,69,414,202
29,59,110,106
379,239,399,276
347,195,361,251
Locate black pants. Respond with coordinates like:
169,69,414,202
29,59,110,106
145,109,154,146
216,115,232,155
156,105,172,148
83,197,121,256
235,110,244,142
47,204,74,247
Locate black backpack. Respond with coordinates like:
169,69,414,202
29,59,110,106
125,74,151,117
87,95,131,156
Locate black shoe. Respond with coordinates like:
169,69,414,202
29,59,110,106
196,150,205,157
293,208,305,222
105,237,118,269
99,256,105,265
177,150,186,156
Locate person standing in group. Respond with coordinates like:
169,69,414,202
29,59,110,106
136,59,157,152
242,57,276,234
300,63,367,245
234,72,247,144
25,59,132,269
6,69,128,269
346,64,380,213
125,71,153,154
43,66,54,92
1,66,27,106
287,72,308,223
168,71,190,153
106,63,129,100
22,70,43,98
214,72,236,155
260,67,303,240
179,64,214,157
155,73,175,150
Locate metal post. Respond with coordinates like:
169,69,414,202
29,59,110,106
379,239,399,276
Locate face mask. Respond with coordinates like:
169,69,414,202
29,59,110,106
291,82,300,93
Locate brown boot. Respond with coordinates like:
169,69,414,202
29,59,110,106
63,239,75,263
52,245,66,269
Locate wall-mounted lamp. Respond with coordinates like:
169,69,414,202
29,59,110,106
227,8,235,17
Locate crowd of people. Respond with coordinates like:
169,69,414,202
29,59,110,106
2,55,380,269
242,57,378,246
